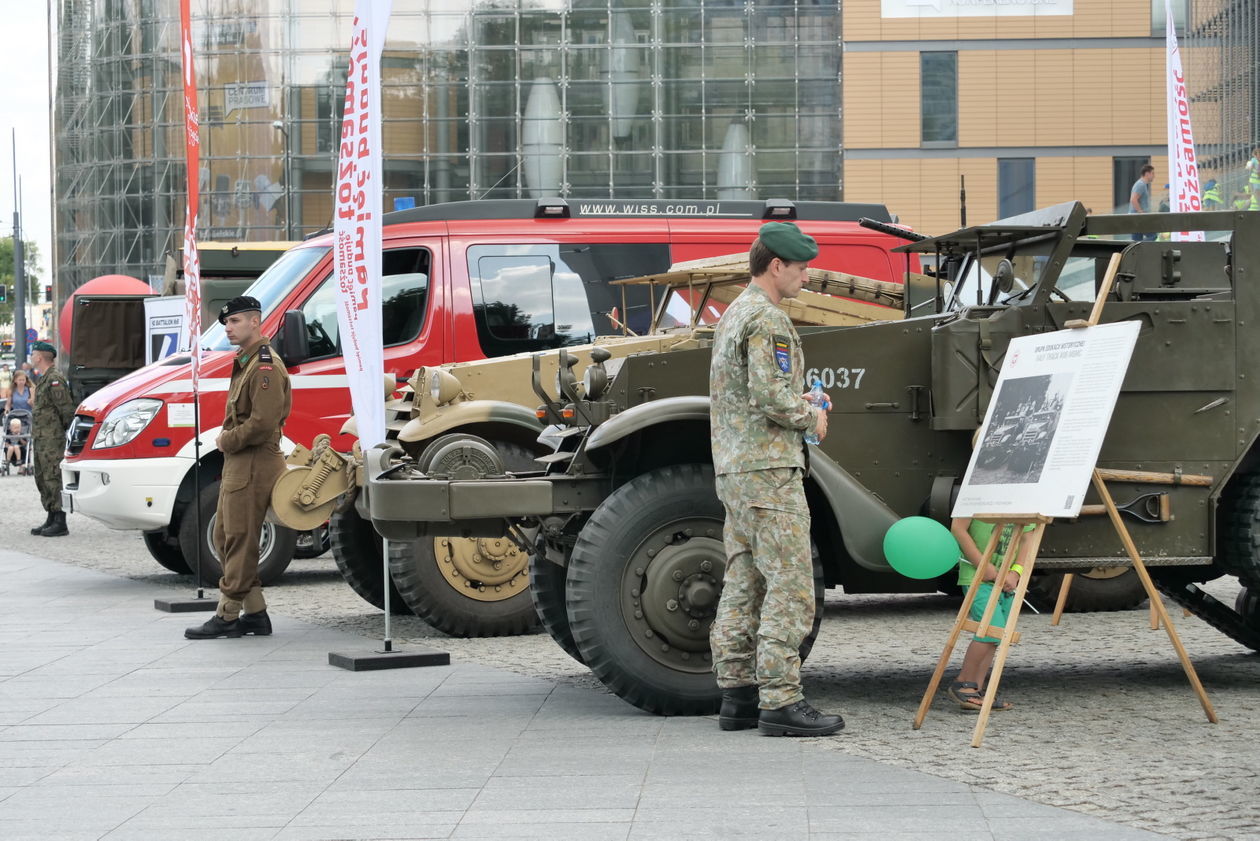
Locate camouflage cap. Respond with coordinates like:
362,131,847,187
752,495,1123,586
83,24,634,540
218,295,263,325
30,341,56,357
757,221,819,262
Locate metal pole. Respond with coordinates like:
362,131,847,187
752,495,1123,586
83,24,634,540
192,388,205,599
12,131,27,366
381,535,393,652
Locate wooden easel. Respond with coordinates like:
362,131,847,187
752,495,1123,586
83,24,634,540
913,253,1218,746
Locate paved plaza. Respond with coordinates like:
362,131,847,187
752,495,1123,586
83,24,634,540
0,549,1176,841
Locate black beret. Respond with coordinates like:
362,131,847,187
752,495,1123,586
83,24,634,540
758,222,819,262
218,296,263,325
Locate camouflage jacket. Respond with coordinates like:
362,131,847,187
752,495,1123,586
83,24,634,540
217,338,292,456
31,366,75,443
710,283,818,476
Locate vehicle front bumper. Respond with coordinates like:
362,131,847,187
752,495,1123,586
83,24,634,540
62,455,193,531
365,449,608,541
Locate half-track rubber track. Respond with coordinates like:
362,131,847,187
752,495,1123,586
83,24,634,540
1154,580,1260,652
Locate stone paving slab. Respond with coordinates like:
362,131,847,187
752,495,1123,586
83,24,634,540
0,548,1170,840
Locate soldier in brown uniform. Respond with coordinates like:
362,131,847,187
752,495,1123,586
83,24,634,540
186,296,292,640
708,222,845,736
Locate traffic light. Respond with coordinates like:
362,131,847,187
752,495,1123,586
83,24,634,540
44,285,52,302
0,284,7,303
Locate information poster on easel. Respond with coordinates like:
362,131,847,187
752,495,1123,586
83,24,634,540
953,320,1142,519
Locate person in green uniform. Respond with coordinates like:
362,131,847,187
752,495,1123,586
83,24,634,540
29,342,76,537
186,296,292,640
708,222,845,737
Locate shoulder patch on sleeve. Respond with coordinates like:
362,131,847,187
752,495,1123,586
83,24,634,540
772,335,792,374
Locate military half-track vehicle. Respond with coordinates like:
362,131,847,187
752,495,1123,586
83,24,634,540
364,202,1260,714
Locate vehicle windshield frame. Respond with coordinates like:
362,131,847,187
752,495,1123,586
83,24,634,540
200,245,330,351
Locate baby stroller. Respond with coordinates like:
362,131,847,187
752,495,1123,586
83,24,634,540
2,409,33,477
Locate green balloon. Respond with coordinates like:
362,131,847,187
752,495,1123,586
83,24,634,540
883,516,962,580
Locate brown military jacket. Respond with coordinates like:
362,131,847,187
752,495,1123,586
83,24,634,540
31,365,76,444
217,337,292,457
709,283,818,476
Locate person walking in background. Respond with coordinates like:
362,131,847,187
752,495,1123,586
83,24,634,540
1246,146,1260,211
708,222,844,738
1202,179,1222,210
28,342,75,537
185,296,291,640
1129,164,1156,242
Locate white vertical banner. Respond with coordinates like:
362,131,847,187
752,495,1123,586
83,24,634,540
333,0,392,449
1165,0,1205,243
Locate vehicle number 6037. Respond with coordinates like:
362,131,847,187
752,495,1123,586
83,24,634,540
804,367,866,390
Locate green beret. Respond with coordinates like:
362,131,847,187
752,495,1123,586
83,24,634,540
30,341,56,357
757,221,819,262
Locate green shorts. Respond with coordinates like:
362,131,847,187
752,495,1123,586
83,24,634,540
968,581,1012,644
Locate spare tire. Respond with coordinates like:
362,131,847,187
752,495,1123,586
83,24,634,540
1026,566,1147,613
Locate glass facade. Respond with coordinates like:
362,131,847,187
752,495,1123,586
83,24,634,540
53,0,842,294
1184,0,1260,181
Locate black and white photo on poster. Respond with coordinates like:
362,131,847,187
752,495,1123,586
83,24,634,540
971,372,1073,486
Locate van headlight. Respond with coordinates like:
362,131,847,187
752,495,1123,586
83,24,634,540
92,399,163,449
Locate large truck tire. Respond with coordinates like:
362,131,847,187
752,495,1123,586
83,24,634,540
530,551,584,664
177,479,298,587
330,507,408,614
388,538,537,637
142,528,193,575
565,464,822,717
1026,567,1148,612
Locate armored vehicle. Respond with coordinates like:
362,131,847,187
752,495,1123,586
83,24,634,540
363,202,1260,714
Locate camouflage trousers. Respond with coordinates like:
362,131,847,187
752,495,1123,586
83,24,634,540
710,467,814,710
32,436,64,513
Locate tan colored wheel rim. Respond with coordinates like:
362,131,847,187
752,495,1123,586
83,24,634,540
434,536,529,602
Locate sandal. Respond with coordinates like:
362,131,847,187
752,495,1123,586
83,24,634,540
948,681,1013,712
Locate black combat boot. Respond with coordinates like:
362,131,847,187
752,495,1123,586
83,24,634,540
184,615,244,640
758,700,845,737
39,512,69,537
30,512,52,535
238,610,273,636
718,685,760,731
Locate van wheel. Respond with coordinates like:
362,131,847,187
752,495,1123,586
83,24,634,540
177,479,298,587
1026,566,1148,612
566,464,822,717
142,529,192,575
330,507,408,614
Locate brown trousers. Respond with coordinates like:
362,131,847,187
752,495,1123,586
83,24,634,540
214,445,284,618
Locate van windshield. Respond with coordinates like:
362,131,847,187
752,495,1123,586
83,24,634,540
201,245,329,351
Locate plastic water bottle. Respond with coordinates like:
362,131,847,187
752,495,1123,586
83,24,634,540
804,379,827,445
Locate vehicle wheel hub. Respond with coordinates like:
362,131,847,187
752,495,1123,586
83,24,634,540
436,536,528,602
206,512,274,564
622,518,725,674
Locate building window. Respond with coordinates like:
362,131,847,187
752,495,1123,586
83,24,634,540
1113,157,1150,212
921,52,958,146
1151,0,1189,36
998,158,1035,218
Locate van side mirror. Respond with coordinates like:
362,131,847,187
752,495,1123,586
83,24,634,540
277,309,310,367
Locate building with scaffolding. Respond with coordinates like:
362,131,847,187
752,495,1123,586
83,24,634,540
52,0,842,296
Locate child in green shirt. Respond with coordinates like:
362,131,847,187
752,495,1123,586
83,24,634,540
947,517,1035,711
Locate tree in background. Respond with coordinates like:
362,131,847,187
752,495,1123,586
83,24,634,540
0,237,42,331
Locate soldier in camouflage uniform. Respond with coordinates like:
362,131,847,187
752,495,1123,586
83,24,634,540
28,342,76,537
709,222,845,737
